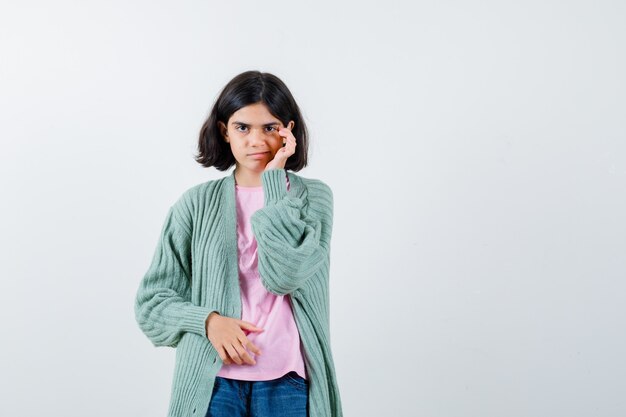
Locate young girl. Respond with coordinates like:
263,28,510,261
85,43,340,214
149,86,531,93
134,70,343,417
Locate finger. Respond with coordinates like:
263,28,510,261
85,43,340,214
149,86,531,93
247,341,262,355
240,337,262,356
279,133,294,148
218,347,232,364
279,131,294,150
239,321,265,332
279,127,295,140
231,338,257,365
224,343,243,365
231,339,256,365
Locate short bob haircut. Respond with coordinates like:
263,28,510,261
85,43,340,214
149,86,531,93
195,70,309,172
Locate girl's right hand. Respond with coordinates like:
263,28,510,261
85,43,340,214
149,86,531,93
205,312,264,366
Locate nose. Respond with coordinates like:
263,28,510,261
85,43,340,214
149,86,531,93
249,129,267,145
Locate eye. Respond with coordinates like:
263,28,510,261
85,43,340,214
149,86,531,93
235,125,248,132
265,126,277,132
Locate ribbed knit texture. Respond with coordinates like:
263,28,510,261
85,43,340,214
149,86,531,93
134,168,343,417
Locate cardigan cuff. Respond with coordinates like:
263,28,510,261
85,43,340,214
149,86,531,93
261,168,288,204
181,305,220,338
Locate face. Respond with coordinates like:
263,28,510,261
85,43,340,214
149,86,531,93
218,102,294,175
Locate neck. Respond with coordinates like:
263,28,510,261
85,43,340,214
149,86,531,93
234,166,263,187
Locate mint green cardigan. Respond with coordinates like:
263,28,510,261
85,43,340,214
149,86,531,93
134,168,343,417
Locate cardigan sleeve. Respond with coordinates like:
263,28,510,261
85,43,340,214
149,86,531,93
134,203,218,348
250,168,333,295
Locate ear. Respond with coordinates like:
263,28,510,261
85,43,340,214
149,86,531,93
287,120,295,130
218,121,229,142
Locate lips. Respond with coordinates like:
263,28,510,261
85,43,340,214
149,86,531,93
249,151,269,156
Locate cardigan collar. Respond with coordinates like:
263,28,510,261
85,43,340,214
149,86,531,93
224,168,305,200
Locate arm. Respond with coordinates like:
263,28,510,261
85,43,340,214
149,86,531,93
134,202,218,348
251,169,333,295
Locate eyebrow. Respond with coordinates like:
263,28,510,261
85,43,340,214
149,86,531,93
231,121,279,127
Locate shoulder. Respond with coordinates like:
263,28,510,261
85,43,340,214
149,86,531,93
291,173,334,225
295,173,333,206
170,175,229,223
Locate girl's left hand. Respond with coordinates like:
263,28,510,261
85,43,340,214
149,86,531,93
265,125,296,171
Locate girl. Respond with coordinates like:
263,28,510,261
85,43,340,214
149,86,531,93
134,70,343,417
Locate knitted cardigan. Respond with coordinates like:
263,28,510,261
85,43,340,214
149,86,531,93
134,168,343,417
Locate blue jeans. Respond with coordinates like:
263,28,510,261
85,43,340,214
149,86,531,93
205,371,309,417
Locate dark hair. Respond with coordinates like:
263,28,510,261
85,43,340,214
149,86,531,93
195,70,309,171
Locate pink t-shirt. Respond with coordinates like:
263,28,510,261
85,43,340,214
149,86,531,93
216,174,307,381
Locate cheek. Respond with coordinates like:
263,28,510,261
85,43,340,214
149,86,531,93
230,145,244,157
271,143,283,154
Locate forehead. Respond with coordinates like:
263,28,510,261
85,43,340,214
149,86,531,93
229,103,280,125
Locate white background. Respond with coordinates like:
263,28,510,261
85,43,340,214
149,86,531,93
1,1,625,416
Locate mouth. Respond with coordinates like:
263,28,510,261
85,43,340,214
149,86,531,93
248,151,270,156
